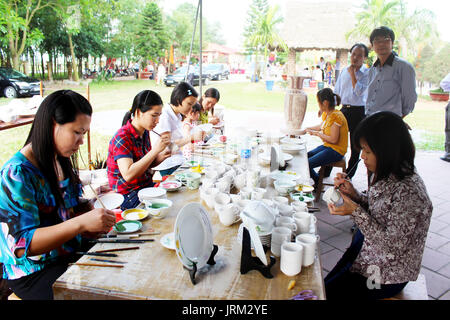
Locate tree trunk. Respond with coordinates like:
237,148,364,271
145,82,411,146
68,33,79,81
47,61,53,81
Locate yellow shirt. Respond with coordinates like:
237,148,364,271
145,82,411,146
321,110,348,156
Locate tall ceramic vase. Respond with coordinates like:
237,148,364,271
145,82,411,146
284,76,307,135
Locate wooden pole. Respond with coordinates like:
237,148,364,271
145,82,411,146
87,84,92,170
40,80,43,97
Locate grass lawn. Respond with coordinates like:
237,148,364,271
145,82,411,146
0,78,445,167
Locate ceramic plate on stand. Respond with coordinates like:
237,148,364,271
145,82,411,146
270,146,278,172
174,203,213,270
241,218,267,266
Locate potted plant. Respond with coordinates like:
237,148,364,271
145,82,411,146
429,88,449,102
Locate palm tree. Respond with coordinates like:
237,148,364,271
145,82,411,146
346,0,400,42
347,0,439,62
248,5,287,80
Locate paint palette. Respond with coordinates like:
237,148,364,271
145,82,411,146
113,220,142,234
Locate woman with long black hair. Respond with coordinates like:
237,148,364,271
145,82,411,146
107,90,171,210
325,111,433,299
0,90,116,300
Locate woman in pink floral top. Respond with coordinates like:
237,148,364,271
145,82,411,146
325,111,433,300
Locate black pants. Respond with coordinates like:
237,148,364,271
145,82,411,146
341,106,366,178
6,255,78,300
325,229,407,300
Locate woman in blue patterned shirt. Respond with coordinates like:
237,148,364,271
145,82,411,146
0,90,116,299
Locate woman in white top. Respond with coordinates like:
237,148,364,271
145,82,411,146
151,82,204,175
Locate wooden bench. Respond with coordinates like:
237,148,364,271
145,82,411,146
384,274,428,300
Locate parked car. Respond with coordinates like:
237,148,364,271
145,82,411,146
0,67,42,98
204,63,229,81
164,66,210,87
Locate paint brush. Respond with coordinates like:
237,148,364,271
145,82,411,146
93,246,140,253
335,159,361,190
89,258,127,264
69,263,123,268
75,251,118,257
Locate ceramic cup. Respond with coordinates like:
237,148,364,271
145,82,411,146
276,216,297,234
239,187,253,200
280,242,304,276
218,203,241,226
251,187,266,200
235,199,251,211
216,179,231,193
234,173,247,190
295,233,320,267
230,194,241,203
214,192,231,210
322,187,344,206
185,172,201,190
204,187,219,208
204,169,219,181
271,226,292,257
273,196,289,207
201,177,216,189
246,170,260,188
291,201,308,213
293,212,317,235
278,203,294,217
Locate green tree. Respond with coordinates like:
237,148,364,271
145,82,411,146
415,44,434,94
347,0,439,62
0,0,58,70
247,5,287,80
135,2,169,64
243,0,268,56
423,43,450,88
346,0,399,42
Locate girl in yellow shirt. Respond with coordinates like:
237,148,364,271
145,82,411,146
300,88,349,185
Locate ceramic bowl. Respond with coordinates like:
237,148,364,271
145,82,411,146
274,179,296,196
143,198,172,219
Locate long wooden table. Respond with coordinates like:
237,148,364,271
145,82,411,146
53,142,326,300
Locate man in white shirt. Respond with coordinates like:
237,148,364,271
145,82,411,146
440,72,450,162
334,43,369,178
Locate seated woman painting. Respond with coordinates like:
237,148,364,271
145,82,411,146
0,90,116,300
325,111,433,300
300,88,349,186
107,90,171,210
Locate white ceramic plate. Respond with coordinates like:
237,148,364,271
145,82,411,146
160,232,176,250
242,218,267,266
282,153,294,162
270,146,278,172
174,203,213,270
281,143,305,152
94,193,124,210
152,154,185,171
138,187,167,201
